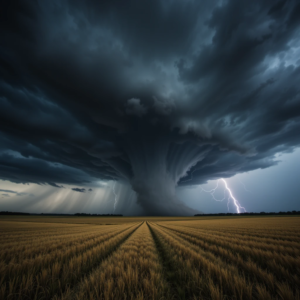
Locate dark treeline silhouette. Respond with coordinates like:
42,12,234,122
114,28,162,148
194,211,300,217
2,211,299,217
0,211,30,215
74,213,123,217
0,211,123,216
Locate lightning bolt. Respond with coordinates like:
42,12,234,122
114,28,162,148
201,178,246,213
200,180,229,209
182,171,247,213
112,181,118,212
221,179,246,213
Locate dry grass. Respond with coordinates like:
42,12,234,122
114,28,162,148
0,221,140,300
0,216,299,299
0,216,197,225
60,222,170,300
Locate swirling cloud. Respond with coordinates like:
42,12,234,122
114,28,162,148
1,0,300,215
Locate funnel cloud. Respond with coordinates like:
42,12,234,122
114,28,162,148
1,0,300,215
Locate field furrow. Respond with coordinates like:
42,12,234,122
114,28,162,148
1,216,299,300
180,228,300,242
0,223,141,300
149,222,256,300
0,227,96,245
160,224,300,278
163,217,300,241
0,227,121,263
0,224,133,277
59,222,170,300
161,224,300,256
157,223,300,298
168,225,300,248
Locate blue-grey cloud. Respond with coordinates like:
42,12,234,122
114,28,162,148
0,0,300,215
0,189,34,197
72,188,86,193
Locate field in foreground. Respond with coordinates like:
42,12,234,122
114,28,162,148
0,216,299,300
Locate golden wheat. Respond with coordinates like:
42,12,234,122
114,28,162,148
0,222,140,300
0,216,299,300
60,222,170,300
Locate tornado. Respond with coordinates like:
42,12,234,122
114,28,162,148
1,0,300,215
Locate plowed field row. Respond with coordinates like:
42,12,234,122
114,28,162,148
0,222,141,300
0,227,122,263
59,222,170,300
150,223,299,299
166,223,300,246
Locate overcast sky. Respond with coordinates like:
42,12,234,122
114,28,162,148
1,0,300,215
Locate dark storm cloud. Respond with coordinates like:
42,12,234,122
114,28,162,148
72,188,86,193
1,0,300,215
0,189,33,197
0,189,18,194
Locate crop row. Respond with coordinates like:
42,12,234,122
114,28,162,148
1,217,299,300
160,224,300,276
149,222,299,300
177,227,300,241
0,223,141,300
166,218,300,239
59,222,170,300
158,224,300,291
168,225,300,249
0,226,121,263
161,224,300,256
0,222,93,244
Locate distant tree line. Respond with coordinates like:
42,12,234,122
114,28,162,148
194,211,300,217
0,211,30,215
0,211,123,216
74,213,123,217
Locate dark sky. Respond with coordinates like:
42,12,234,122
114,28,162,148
1,0,300,215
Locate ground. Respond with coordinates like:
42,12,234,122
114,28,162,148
0,215,299,299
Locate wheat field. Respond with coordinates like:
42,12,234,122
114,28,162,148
0,216,299,299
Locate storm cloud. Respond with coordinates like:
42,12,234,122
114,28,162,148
0,189,34,197
1,0,300,215
72,188,86,193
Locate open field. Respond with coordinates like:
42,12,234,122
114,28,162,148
0,216,299,299
0,216,198,225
